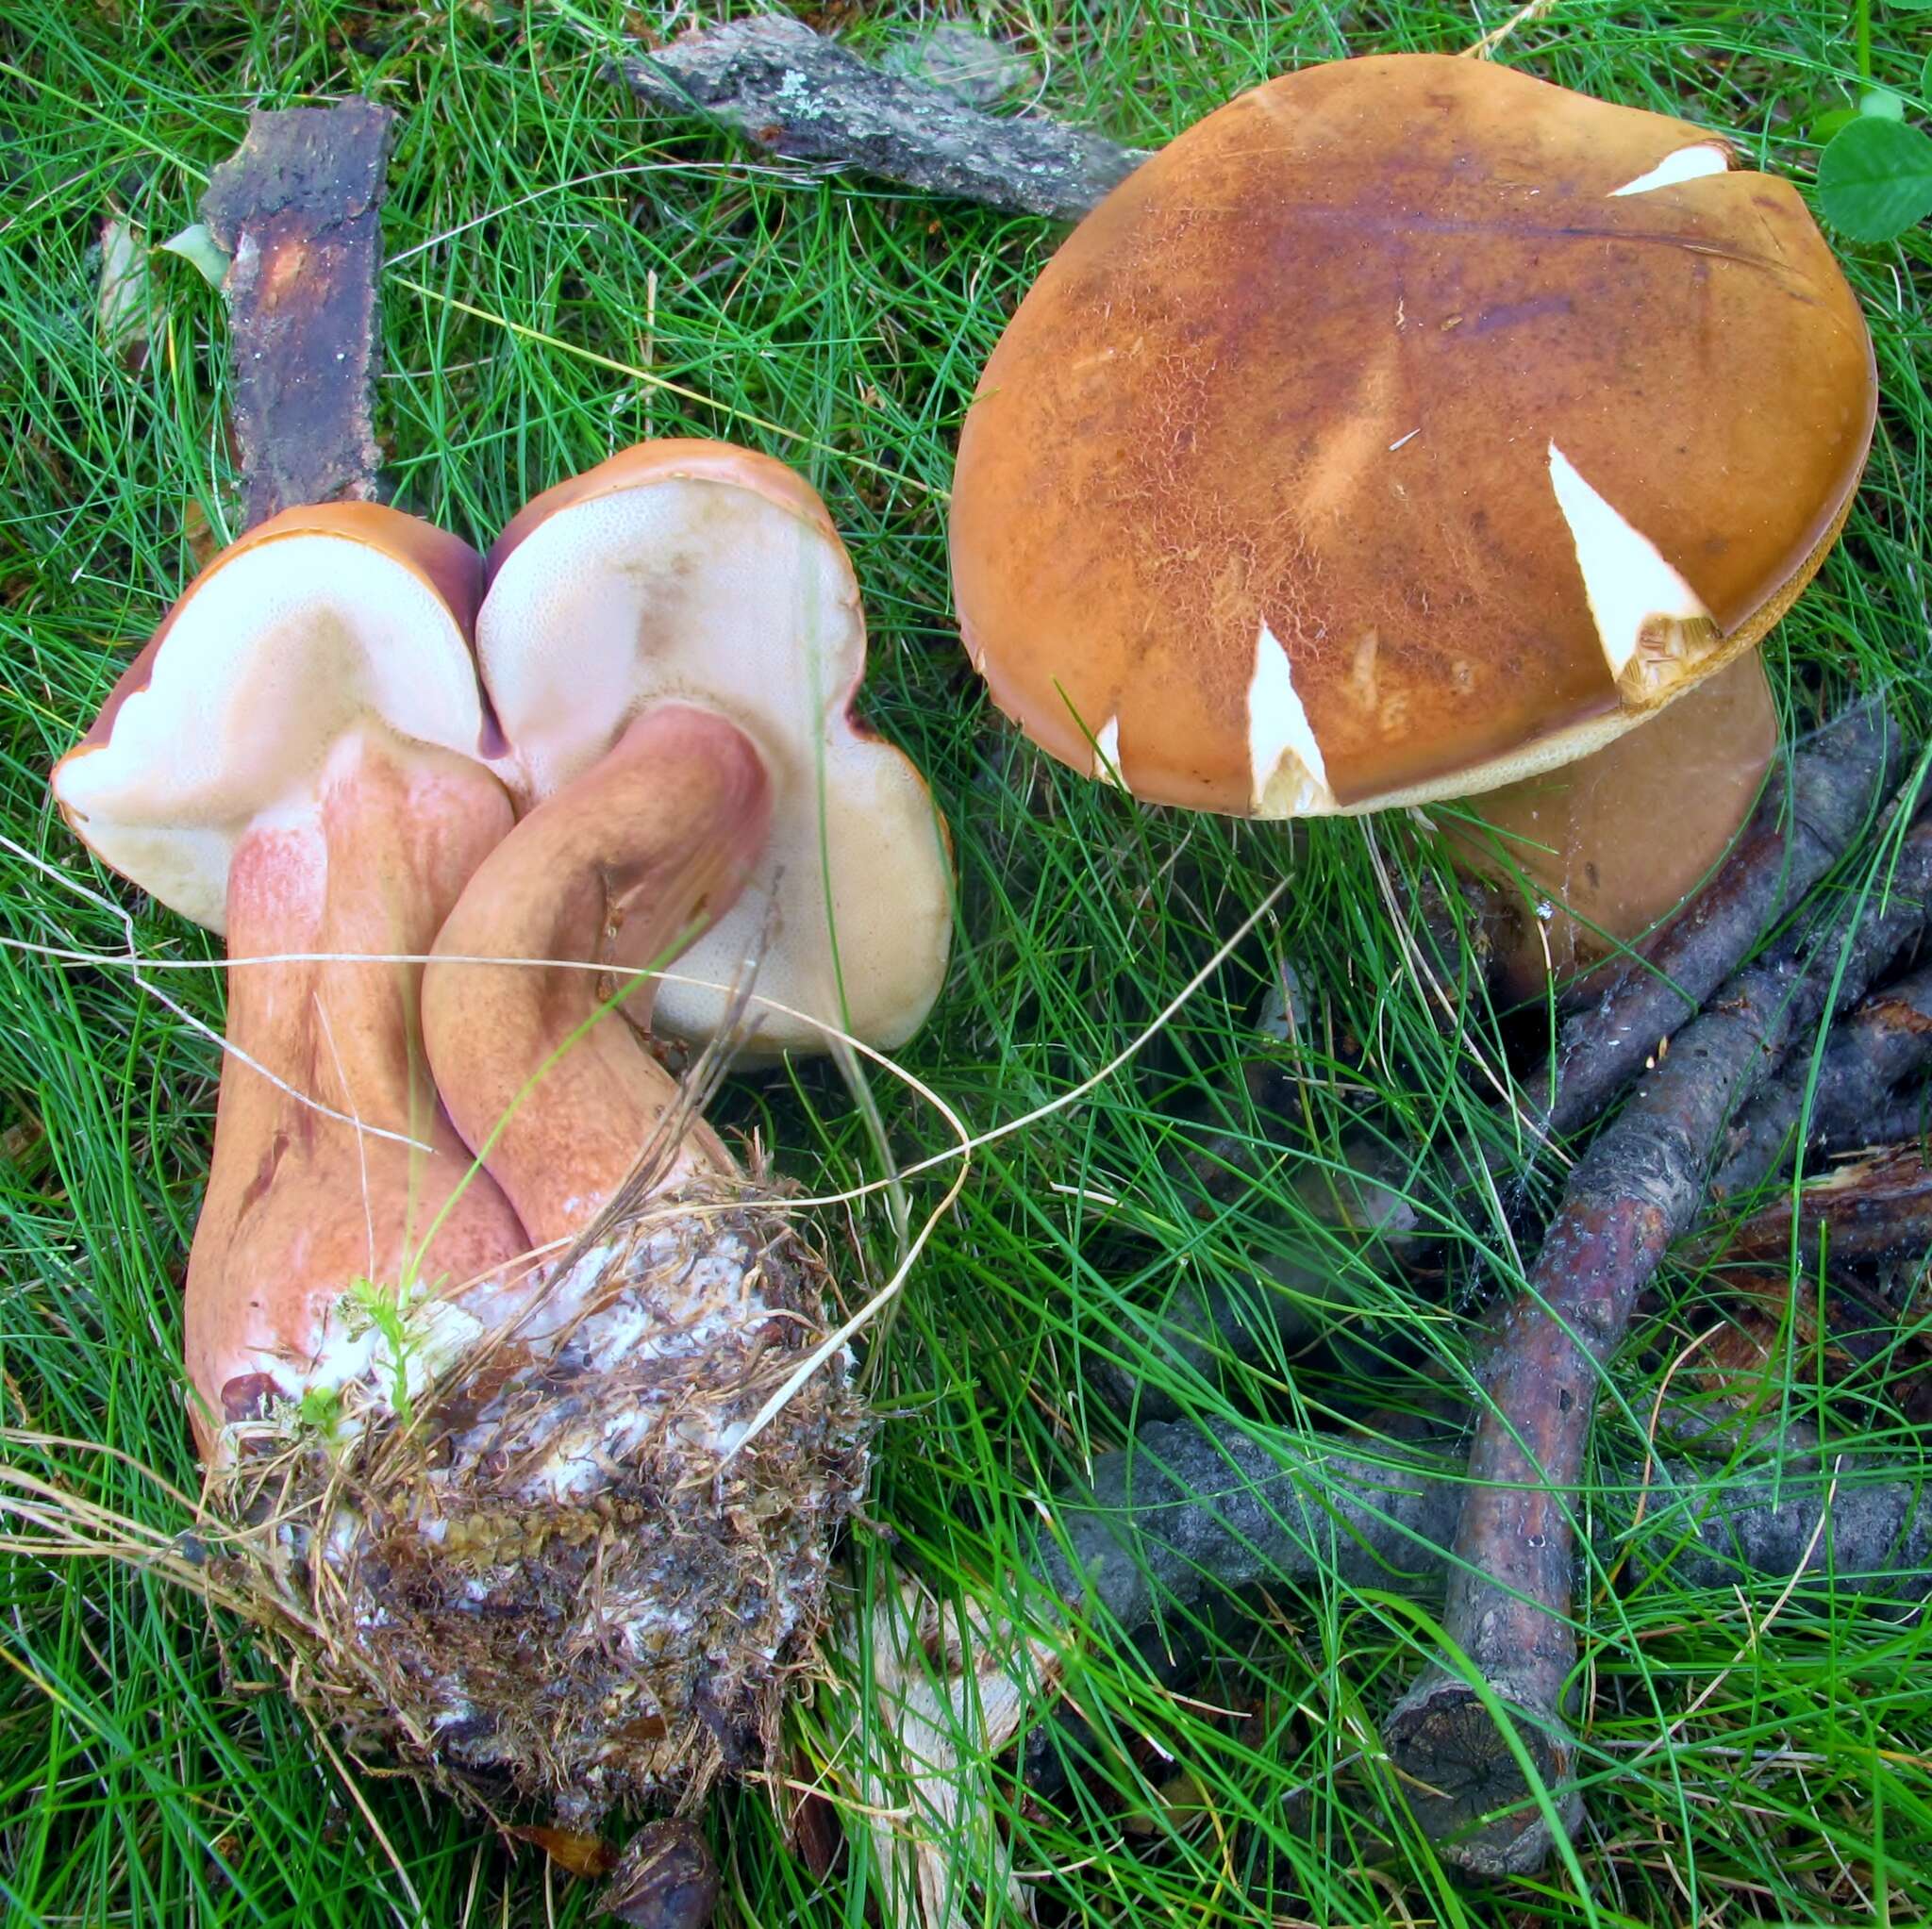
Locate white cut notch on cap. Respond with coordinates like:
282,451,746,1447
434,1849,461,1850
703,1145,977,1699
1546,441,1712,696
1248,620,1334,815
1607,143,1730,197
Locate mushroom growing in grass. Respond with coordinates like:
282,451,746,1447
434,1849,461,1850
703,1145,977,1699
949,53,1874,993
49,505,528,1455
478,439,954,1062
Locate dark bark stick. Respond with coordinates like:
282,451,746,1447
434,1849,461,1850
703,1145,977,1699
610,16,1145,220
1715,955,1932,1198
1018,1412,1931,1804
1381,807,1932,1876
1033,1419,1932,1633
199,99,395,530
1546,702,1899,1139
1835,1092,1932,1155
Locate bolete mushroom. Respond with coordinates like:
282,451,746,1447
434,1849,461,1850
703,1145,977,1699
51,459,931,1826
477,440,953,1060
361,698,870,1813
48,506,528,1454
948,54,1874,986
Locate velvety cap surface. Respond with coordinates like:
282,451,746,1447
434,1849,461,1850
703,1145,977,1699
950,54,1874,817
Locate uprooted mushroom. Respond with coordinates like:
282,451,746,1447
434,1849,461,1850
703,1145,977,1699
50,443,954,1822
49,505,528,1458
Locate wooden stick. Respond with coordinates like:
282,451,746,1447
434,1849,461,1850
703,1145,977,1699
1121,707,1910,1421
1032,1418,1932,1633
609,16,1144,220
1723,1145,1932,1268
1716,953,1932,1198
199,99,395,530
1380,789,1932,1874
1546,701,1900,1139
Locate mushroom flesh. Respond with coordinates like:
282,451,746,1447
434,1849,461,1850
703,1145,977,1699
478,440,953,1061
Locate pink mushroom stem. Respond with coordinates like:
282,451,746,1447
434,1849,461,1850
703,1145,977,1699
424,702,774,1250
187,731,528,1450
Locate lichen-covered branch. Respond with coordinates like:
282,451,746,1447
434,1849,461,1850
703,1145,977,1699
610,16,1145,220
199,99,394,530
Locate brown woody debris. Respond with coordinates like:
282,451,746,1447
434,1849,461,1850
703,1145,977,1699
199,99,395,529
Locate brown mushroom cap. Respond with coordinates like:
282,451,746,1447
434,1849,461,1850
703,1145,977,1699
478,441,953,1063
1445,651,1779,997
950,54,1874,819
52,503,495,929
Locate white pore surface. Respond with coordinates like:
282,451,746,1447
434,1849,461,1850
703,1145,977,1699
477,478,951,1059
54,535,490,931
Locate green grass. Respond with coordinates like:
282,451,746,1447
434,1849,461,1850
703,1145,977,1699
4,0,1931,1923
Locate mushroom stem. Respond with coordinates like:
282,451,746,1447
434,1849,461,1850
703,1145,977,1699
185,730,526,1449
424,702,773,1249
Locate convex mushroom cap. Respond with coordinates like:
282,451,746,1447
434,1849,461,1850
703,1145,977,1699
479,441,953,1063
51,505,527,1445
950,54,1874,823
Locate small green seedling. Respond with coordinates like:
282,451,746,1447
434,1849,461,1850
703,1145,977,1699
297,1386,344,1439
344,1273,425,1425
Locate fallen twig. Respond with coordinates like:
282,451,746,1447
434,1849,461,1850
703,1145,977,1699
1382,765,1932,1874
841,1410,1929,1926
199,98,394,528
1716,954,1932,1198
1723,1145,1932,1268
608,15,1144,220
1032,1419,1932,1627
1546,701,1901,1138
1119,709,1911,1422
